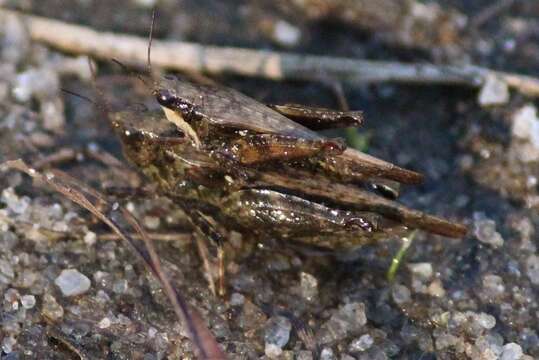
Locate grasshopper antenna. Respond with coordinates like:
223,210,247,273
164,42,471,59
61,60,110,118
111,58,152,89
61,88,96,106
109,10,157,92
87,59,114,119
89,59,150,113
147,8,156,76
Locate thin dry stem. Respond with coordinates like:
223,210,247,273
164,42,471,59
194,233,218,297
3,8,539,98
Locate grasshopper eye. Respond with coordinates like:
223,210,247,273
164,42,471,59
156,89,176,108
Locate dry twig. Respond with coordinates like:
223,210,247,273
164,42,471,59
2,8,539,98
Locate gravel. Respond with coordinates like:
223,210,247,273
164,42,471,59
525,254,539,285
473,212,505,248
391,284,411,304
478,75,510,106
407,262,433,280
272,20,302,47
317,302,367,345
264,315,292,349
512,104,539,162
501,343,524,360
349,334,374,353
299,271,319,301
20,295,36,309
54,269,91,297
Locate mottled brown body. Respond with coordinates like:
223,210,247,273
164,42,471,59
109,77,466,252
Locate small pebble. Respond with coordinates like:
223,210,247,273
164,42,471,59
349,334,374,353
112,279,129,294
475,334,503,358
1,13,30,64
320,347,335,360
317,302,367,344
98,317,111,329
93,271,112,288
143,215,160,230
148,327,158,338
265,316,292,348
408,262,433,280
1,336,16,354
501,343,523,360
478,75,509,106
229,292,245,306
84,231,97,246
427,279,446,298
300,272,319,301
54,269,91,297
512,104,539,162
526,175,537,189
482,274,505,298
132,0,158,8
96,290,111,303
264,343,283,358
339,302,367,329
20,294,36,309
41,98,65,131
1,187,29,215
392,284,411,304
525,255,539,285
476,313,496,330
0,259,15,279
473,213,504,248
12,68,59,103
42,294,64,320
272,20,301,47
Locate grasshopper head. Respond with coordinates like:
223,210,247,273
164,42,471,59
110,109,178,167
154,88,194,117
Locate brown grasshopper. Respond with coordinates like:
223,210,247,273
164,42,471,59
102,13,464,267
108,74,466,256
103,14,466,270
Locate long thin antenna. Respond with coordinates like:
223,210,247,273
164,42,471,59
61,88,96,106
111,58,151,88
85,58,113,119
147,9,156,75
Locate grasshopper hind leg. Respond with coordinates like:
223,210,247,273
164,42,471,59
219,188,400,251
268,103,364,130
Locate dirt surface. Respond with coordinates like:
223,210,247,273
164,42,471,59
0,1,538,359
